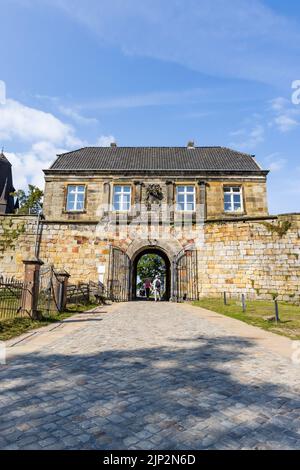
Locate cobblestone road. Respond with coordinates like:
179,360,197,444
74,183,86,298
1,301,300,450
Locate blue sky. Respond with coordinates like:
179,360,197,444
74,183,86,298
0,0,300,213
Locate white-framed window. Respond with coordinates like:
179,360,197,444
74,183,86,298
113,185,131,211
66,185,86,211
176,185,196,211
224,186,243,212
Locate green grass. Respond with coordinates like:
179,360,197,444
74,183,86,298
192,298,300,340
0,302,99,341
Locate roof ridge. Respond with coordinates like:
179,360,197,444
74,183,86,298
48,146,266,173
83,145,222,148
57,145,225,154
221,146,254,158
56,146,89,157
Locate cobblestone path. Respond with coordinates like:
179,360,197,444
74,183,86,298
1,301,300,450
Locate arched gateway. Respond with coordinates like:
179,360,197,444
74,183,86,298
37,144,269,303
108,240,199,302
131,247,171,300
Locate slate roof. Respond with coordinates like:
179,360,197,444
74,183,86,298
47,146,266,173
0,152,15,214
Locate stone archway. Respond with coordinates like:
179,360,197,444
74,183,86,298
131,247,172,301
126,238,183,260
126,238,183,301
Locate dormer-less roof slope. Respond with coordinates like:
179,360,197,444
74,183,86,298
0,152,15,214
45,146,267,174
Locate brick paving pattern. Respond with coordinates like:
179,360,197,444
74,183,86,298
1,301,300,450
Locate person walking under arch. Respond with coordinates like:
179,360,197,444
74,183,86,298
144,278,152,300
153,275,161,302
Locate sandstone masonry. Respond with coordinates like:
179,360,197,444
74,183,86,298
1,213,299,302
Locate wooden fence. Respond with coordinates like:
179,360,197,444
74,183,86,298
66,281,107,306
0,266,69,319
1,261,107,320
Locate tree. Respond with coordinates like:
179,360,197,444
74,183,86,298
137,254,166,287
13,185,43,215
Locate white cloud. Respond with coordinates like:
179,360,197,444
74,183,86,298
0,98,85,189
58,105,99,125
229,93,300,153
96,135,116,146
20,0,300,87
78,88,207,111
0,99,85,146
264,153,286,172
270,97,290,112
0,98,115,189
230,124,264,151
178,111,212,120
230,129,246,137
0,99,83,147
0,80,6,105
7,135,116,190
273,115,299,133
6,143,61,190
269,96,300,133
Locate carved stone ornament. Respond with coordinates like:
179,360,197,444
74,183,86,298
145,184,164,210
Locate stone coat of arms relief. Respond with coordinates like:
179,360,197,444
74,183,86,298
145,184,164,210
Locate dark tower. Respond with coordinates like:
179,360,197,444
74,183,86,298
0,151,15,214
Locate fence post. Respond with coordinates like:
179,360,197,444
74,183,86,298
87,282,90,304
242,294,246,312
22,258,44,319
274,299,280,323
53,271,70,312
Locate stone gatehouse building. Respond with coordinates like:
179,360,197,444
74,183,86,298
0,144,299,302
43,144,269,222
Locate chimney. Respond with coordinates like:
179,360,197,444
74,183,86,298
187,140,195,149
110,142,117,148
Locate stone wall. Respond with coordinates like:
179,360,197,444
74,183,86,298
0,215,37,278
0,216,109,282
206,179,268,219
199,214,300,302
43,177,106,221
0,213,299,302
43,174,268,221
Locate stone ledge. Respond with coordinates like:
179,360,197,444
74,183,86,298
205,215,277,224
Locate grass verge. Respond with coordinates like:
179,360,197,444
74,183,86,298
0,302,99,341
192,298,300,340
